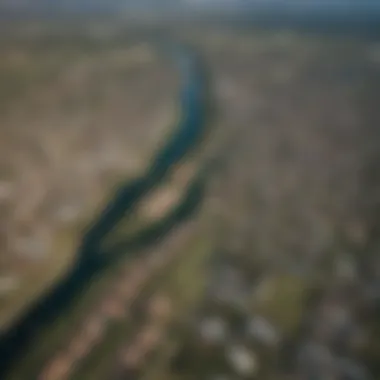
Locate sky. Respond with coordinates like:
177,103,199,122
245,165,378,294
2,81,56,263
1,0,380,13
180,0,380,14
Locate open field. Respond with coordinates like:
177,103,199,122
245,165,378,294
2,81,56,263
0,32,179,330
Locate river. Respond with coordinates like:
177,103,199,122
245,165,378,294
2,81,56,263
0,44,207,378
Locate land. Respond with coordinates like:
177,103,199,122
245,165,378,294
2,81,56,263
1,19,380,380
0,31,180,330
169,29,380,380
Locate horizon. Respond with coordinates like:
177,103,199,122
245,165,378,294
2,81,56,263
1,0,380,14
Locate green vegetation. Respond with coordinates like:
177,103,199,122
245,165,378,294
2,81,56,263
142,237,213,380
252,274,310,337
72,219,213,380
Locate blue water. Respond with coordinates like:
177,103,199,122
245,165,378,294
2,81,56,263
79,47,205,258
0,44,206,377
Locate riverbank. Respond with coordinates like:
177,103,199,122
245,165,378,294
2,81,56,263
0,42,208,378
0,41,179,332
